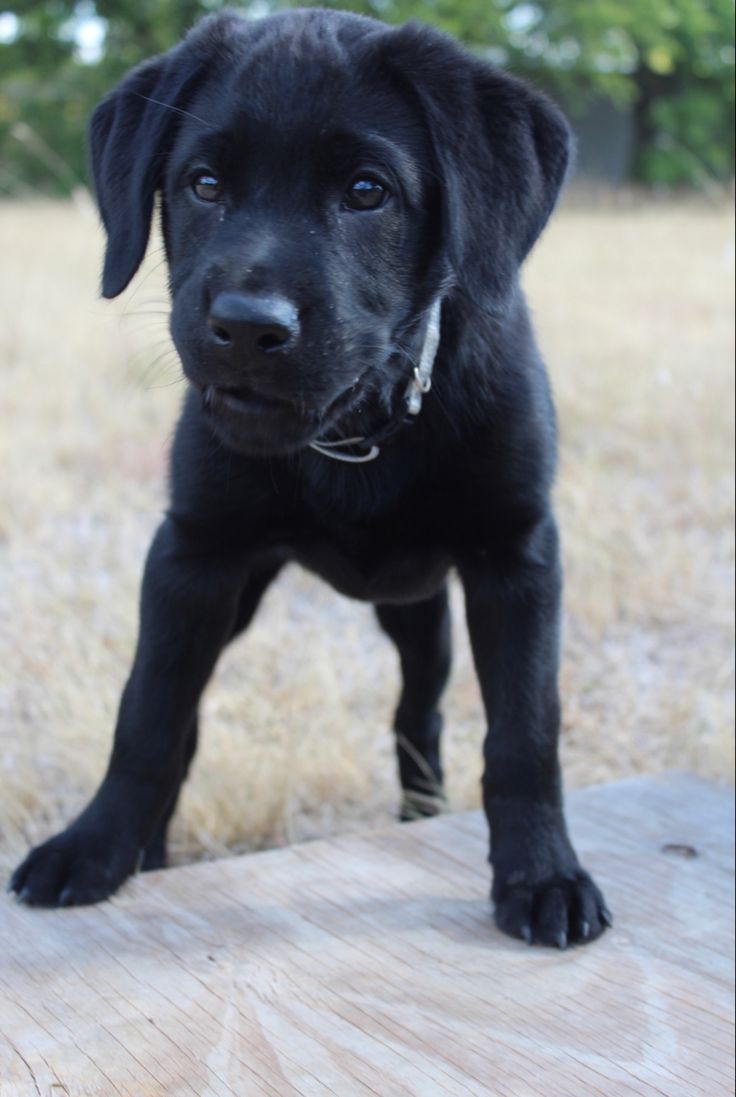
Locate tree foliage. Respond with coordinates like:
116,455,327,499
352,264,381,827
0,0,733,193
496,0,736,185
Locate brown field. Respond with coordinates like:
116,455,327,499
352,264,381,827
0,196,733,874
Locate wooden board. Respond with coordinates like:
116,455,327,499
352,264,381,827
0,772,733,1097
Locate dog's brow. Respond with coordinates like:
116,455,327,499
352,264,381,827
134,93,212,128
328,130,421,193
334,130,406,161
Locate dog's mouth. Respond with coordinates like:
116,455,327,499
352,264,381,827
201,383,298,418
199,366,382,455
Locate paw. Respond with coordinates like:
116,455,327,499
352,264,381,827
493,868,612,948
399,787,446,822
9,825,139,908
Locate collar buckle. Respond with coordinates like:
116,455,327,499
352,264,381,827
406,297,441,417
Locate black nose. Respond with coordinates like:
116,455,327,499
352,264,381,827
207,292,299,356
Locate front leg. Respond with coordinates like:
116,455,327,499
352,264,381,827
10,516,248,906
461,517,611,947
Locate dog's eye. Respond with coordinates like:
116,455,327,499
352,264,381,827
344,177,388,211
192,174,221,203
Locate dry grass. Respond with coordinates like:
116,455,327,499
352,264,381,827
0,195,733,875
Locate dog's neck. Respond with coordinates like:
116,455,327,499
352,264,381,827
308,297,442,465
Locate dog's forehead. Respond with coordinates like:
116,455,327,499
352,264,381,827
188,24,422,156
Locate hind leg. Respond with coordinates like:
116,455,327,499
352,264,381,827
375,585,452,819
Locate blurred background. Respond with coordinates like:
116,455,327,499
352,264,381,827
0,0,734,192
0,2,734,873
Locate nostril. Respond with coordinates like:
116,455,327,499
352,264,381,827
257,329,290,353
209,324,232,347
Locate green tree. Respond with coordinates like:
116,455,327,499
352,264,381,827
0,1,213,191
489,0,736,185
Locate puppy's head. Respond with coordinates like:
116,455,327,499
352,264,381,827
90,10,570,457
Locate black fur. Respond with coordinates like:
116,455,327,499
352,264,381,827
10,9,610,947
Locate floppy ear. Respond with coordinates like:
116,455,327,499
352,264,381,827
89,53,200,298
383,23,573,304
88,13,243,299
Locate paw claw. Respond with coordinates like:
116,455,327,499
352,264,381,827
494,866,610,949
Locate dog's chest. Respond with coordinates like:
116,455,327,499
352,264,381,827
292,528,450,605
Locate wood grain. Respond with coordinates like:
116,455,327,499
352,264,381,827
0,773,733,1097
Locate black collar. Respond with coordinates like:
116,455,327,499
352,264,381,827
308,298,442,464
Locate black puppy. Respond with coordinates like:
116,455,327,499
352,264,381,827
11,9,611,947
